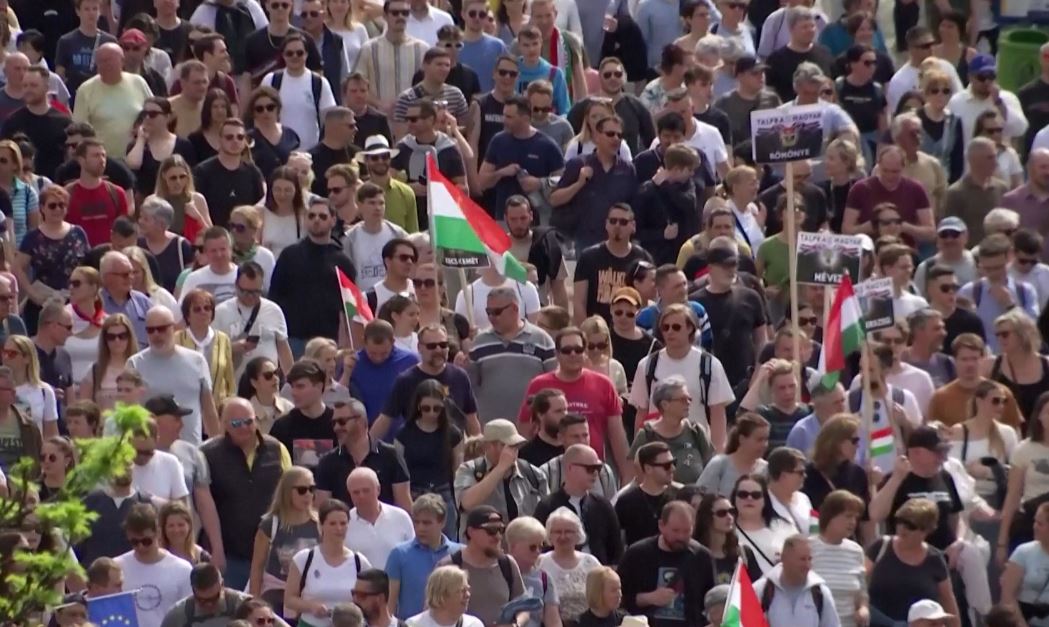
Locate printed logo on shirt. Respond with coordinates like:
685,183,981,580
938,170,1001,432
905,490,953,505
292,438,334,468
595,268,627,305
136,584,163,611
653,567,685,620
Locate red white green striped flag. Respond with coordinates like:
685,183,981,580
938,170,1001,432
427,155,528,282
816,275,865,388
722,559,768,627
870,424,895,458
336,267,373,323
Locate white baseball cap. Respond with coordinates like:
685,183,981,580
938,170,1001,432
908,600,954,623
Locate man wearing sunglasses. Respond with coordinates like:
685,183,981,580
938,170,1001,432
567,60,654,157
459,0,508,93
1008,229,1049,309
948,54,1027,145
161,562,289,627
914,218,976,300
299,0,346,103
615,443,674,544
213,261,294,377
114,504,194,627
354,0,429,113
244,0,321,83
886,26,963,114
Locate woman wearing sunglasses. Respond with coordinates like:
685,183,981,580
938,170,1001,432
581,316,628,395
607,287,649,387
176,288,236,405
249,466,320,617
811,490,869,627
694,492,761,585
988,309,1049,424
731,473,794,576
247,87,300,182
37,435,76,501
238,357,293,434
235,598,285,626
80,313,139,411
948,381,1016,504
64,266,103,384
395,379,464,538
127,97,196,202
3,334,58,437
802,415,870,523
149,155,212,242
866,497,961,627
413,262,470,354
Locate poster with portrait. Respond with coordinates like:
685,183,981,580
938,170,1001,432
854,277,895,332
750,104,825,163
796,233,863,286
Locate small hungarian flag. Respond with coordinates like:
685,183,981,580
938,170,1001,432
816,275,865,388
871,424,895,458
427,155,528,282
336,267,372,323
722,560,768,627
809,509,820,535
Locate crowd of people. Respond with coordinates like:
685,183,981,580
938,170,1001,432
1,0,1049,625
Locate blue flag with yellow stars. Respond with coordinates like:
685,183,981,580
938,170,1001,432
87,591,139,627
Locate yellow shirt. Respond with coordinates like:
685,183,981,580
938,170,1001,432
72,73,153,158
245,439,293,470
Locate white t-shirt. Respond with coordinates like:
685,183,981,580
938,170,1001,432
131,449,190,502
652,120,728,181
344,504,415,569
887,363,935,419
15,382,57,432
407,611,486,627
769,490,815,535
179,265,238,304
736,518,796,574
372,280,416,313
887,59,963,114
893,291,929,322
455,278,541,329
114,550,193,627
291,547,373,627
629,347,735,432
405,6,454,46
344,221,408,290
729,199,764,253
213,297,289,378
260,70,337,148
149,286,181,323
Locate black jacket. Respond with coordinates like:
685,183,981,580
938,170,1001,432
533,489,625,566
633,179,697,266
269,237,356,340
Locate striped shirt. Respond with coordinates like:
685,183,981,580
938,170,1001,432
810,536,866,627
393,83,470,124
353,35,429,107
467,322,556,424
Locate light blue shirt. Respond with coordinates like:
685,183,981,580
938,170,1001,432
785,412,822,456
101,288,153,349
516,58,571,115
387,536,464,619
958,277,1040,352
461,35,508,93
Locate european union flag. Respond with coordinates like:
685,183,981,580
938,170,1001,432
87,591,140,627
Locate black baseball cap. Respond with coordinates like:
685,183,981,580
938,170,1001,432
907,425,949,452
707,247,739,267
465,505,504,529
735,55,768,76
144,394,192,417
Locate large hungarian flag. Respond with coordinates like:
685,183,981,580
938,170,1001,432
427,155,528,282
816,275,865,388
337,267,372,323
722,560,768,627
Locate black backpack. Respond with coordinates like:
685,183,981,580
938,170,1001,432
271,70,325,126
209,0,257,73
450,549,515,593
184,592,239,624
760,580,824,620
644,349,714,420
298,547,362,594
972,279,1029,310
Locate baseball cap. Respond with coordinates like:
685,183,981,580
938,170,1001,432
908,600,953,623
735,55,768,76
937,216,967,235
144,394,192,417
119,28,149,47
482,419,526,446
707,247,739,267
907,425,949,452
465,505,504,529
969,54,996,77
611,286,642,307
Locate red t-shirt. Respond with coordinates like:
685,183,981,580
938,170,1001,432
846,174,931,236
67,181,128,246
518,370,622,460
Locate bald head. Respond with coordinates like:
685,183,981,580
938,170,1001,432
145,305,174,327
4,52,29,87
347,466,380,488
346,466,380,511
222,397,257,444
144,306,175,350
1031,148,1049,190
96,43,125,82
564,444,600,465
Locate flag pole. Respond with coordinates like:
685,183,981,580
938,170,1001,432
785,160,801,404
861,337,874,471
459,268,475,328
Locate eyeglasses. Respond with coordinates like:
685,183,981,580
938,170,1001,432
143,109,165,118
607,217,631,226
2,349,21,359
283,49,306,58
223,133,246,141
238,286,263,296
387,8,410,16
1017,257,1039,266
466,9,486,17
988,396,1007,406
735,490,763,500
603,130,623,139
713,507,737,518
572,462,603,474
333,414,364,426
191,305,213,314
588,341,609,351
799,316,818,326
230,417,255,429
486,303,513,317
254,618,276,626
648,460,675,470
418,403,443,413
661,323,685,333
146,324,172,334
927,87,951,95
532,106,553,114
602,70,624,79
612,309,636,318
423,341,449,350
129,536,155,547
413,278,437,289
558,346,585,355
440,41,464,49
497,68,519,78
105,331,130,341
938,283,959,294
41,452,60,463
254,103,278,113
395,253,417,263
327,185,346,195
306,212,330,221
259,370,277,380
293,485,316,495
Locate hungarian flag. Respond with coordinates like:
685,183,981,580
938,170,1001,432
722,560,768,627
336,267,372,323
816,275,865,388
427,155,528,282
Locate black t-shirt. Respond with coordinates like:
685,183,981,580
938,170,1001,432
611,330,657,386
36,345,72,392
1,107,73,180
519,436,563,468
137,235,195,292
355,108,392,146
882,470,964,550
803,460,871,519
765,44,835,101
836,79,886,133
192,156,265,227
395,420,463,490
482,130,565,218
309,141,358,196
1018,77,1049,156
156,21,192,63
758,181,828,234
694,106,732,147
575,243,654,324
866,537,949,622
243,26,323,81
618,537,715,627
54,158,136,190
944,306,986,351
315,437,411,505
693,285,767,387
381,365,477,438
614,484,675,546
268,406,336,469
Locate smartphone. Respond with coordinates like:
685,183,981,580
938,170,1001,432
246,335,261,343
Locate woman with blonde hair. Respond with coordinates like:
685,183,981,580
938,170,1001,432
80,314,138,411
918,69,963,182
3,334,57,436
286,152,320,203
410,565,484,627
159,500,211,564
802,413,870,515
124,246,180,319
565,98,632,162
249,466,320,615
64,266,104,382
722,165,764,255
325,0,369,68
176,288,235,404
149,154,212,241
0,138,38,246
986,309,1049,422
821,138,863,233
301,337,354,405
949,380,1017,502
580,316,627,394
578,567,625,627
506,515,563,627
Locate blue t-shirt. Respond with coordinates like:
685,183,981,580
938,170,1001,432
461,35,509,93
1010,541,1049,627
350,346,420,422
516,58,570,115
387,537,464,619
381,364,478,440
483,130,565,218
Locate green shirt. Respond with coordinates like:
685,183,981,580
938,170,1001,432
757,236,791,289
382,178,420,233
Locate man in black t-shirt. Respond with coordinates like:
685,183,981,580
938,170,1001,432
1,66,72,180
391,99,468,230
269,360,336,469
243,0,322,83
615,441,677,547
764,6,835,101
192,118,265,227
572,203,654,325
926,266,986,348
518,389,568,467
308,107,359,197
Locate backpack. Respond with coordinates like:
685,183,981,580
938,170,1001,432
451,549,515,594
641,420,714,468
271,70,324,126
298,547,362,594
209,0,257,72
184,592,239,624
760,579,824,621
972,279,1029,310
644,349,714,421
847,386,904,414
